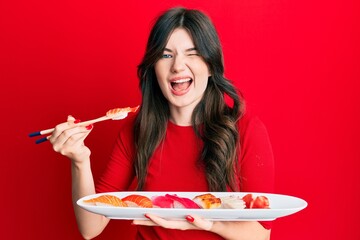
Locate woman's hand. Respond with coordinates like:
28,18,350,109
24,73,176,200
133,214,213,231
133,214,270,240
49,115,93,163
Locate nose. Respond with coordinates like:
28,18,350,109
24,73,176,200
171,55,186,73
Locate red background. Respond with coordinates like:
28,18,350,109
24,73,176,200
1,0,359,239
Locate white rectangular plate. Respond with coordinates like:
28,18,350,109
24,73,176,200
77,191,307,221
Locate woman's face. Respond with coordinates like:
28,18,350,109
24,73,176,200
155,28,211,112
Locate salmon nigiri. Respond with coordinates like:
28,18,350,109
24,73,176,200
29,105,140,144
83,195,128,207
106,105,140,120
122,194,153,208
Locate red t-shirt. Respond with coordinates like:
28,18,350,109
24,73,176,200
96,112,274,239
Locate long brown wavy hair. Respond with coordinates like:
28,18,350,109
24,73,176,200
135,7,245,191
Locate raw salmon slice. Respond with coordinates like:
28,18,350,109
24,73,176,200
83,194,127,207
122,194,153,208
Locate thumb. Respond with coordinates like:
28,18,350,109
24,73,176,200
67,115,76,122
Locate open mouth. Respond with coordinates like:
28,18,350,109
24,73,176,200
170,78,193,92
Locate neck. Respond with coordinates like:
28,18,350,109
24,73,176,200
168,105,193,126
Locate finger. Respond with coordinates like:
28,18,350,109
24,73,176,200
132,220,159,227
51,125,92,152
63,127,92,150
185,214,213,231
50,116,80,141
143,214,194,230
67,115,76,122
60,125,92,144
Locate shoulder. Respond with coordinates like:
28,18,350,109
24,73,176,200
237,110,272,151
238,111,268,137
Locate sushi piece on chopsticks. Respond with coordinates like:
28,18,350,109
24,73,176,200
29,105,140,144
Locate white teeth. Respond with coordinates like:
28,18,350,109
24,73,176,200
172,78,191,83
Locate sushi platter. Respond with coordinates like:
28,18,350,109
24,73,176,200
77,191,307,221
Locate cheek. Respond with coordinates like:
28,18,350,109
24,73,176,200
155,62,168,81
154,67,164,85
193,60,211,78
199,66,210,90
154,66,168,95
197,65,211,85
201,79,209,91
205,65,211,77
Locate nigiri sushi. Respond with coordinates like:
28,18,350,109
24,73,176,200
29,105,140,141
152,194,200,209
106,105,140,120
220,195,246,209
241,194,270,209
165,194,200,209
193,193,222,209
151,195,174,208
122,194,153,208
83,195,128,207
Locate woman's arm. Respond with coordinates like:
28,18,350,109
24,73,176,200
71,159,110,239
49,116,110,239
210,220,270,240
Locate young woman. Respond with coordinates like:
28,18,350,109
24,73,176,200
50,7,274,240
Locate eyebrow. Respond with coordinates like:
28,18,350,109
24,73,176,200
164,47,197,52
